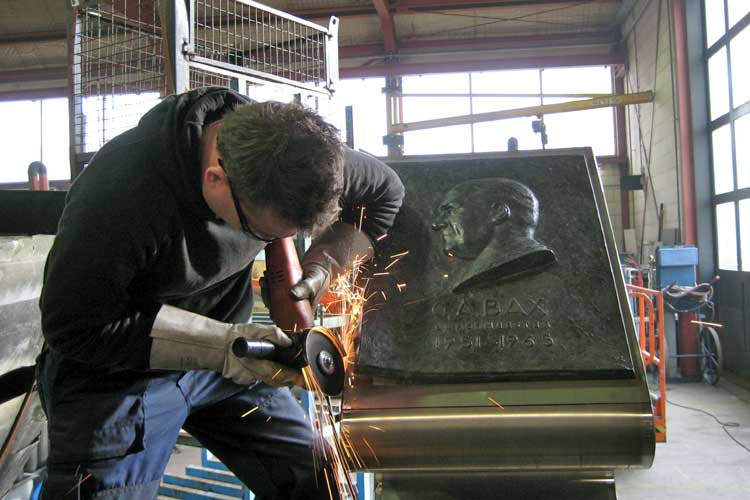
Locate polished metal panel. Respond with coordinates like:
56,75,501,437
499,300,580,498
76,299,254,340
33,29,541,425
356,150,635,380
345,402,654,471
374,471,617,500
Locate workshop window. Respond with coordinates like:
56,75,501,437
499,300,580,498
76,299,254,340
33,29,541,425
389,66,614,156
330,77,388,156
0,98,70,184
704,0,750,271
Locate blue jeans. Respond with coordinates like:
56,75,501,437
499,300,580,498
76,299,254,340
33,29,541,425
38,363,335,500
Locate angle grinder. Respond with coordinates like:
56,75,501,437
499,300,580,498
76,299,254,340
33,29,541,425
231,237,346,395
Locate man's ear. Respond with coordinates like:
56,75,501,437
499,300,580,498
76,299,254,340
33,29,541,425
202,164,229,190
491,203,511,225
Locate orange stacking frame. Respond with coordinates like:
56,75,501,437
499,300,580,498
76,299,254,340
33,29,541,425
626,284,667,442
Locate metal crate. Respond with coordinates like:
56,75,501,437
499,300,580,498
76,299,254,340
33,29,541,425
188,0,338,95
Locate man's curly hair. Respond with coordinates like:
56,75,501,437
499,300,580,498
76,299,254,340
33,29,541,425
217,101,344,234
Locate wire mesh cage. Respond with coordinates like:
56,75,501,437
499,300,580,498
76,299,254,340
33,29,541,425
189,0,338,95
70,0,168,157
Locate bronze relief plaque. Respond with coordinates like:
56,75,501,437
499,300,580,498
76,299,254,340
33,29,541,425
356,151,635,382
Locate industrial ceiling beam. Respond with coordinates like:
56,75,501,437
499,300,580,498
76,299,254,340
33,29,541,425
0,67,67,83
339,30,616,58
0,30,66,44
339,52,625,78
288,0,621,20
373,0,397,54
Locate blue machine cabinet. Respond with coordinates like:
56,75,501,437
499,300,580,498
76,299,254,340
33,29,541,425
655,245,698,289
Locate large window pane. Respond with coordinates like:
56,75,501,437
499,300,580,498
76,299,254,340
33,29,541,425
0,101,42,184
472,97,540,152
727,0,750,29
403,125,472,155
711,124,734,194
705,0,727,47
41,98,70,180
740,199,750,271
730,26,750,107
735,114,750,189
708,48,730,120
542,100,615,156
331,77,387,156
541,66,612,95
402,73,469,94
473,118,539,152
470,69,540,94
716,202,738,270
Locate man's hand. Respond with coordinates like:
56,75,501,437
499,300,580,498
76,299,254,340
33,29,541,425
289,263,330,307
223,323,304,387
291,222,374,308
149,305,304,388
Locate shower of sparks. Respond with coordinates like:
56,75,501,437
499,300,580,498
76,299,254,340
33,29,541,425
443,274,449,279
362,437,380,465
305,246,414,498
266,416,273,423
241,406,259,418
303,366,360,500
487,396,505,410
690,319,723,328
271,368,283,380
368,425,385,432
64,473,92,497
358,207,366,231
376,233,388,241
384,258,400,270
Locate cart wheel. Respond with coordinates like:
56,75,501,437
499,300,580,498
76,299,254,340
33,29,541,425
699,326,722,385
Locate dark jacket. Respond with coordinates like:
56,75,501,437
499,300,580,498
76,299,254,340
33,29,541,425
39,87,403,393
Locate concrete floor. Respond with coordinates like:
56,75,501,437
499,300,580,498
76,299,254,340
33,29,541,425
165,377,750,499
616,376,750,500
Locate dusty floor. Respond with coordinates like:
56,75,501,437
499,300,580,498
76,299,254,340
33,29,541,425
616,376,750,499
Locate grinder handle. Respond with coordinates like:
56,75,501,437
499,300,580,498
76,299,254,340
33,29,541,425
231,334,309,370
231,337,276,359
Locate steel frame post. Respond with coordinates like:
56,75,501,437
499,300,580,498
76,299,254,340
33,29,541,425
166,0,191,95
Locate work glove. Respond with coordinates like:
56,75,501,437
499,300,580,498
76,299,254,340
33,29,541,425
149,304,304,387
290,222,375,307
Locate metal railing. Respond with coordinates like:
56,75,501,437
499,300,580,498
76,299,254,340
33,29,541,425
627,284,667,443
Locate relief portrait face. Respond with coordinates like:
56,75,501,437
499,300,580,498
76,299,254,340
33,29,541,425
431,187,494,260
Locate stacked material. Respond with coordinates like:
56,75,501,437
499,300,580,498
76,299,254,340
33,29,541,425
0,235,53,496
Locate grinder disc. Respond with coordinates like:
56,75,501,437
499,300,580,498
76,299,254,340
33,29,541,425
305,326,346,396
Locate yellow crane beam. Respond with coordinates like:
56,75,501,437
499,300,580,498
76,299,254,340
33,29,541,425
389,91,654,134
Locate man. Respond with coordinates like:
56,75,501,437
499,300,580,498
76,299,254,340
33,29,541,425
430,177,555,294
37,87,404,499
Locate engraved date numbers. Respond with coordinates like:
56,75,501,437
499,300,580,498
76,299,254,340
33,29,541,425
433,333,555,351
